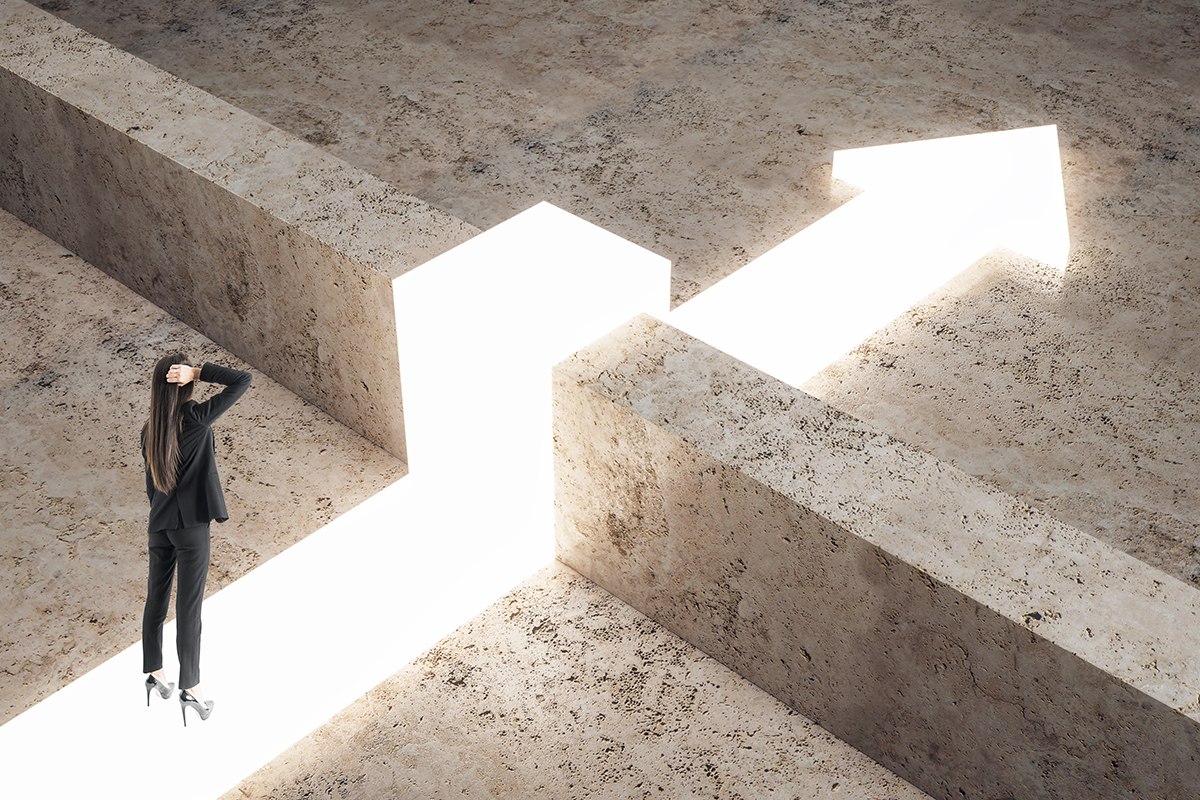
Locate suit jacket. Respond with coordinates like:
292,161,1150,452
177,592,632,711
144,363,252,532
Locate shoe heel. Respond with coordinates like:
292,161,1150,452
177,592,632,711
179,689,213,726
146,684,152,706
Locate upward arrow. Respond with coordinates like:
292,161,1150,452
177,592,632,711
0,127,1067,798
667,125,1069,386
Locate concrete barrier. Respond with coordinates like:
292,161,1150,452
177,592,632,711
0,0,478,460
554,314,1200,800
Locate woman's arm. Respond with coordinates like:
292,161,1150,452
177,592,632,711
182,363,253,427
166,364,201,385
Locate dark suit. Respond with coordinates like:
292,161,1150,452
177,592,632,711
142,363,251,689
145,363,252,532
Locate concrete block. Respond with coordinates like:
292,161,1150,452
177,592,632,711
553,314,1200,800
0,0,479,459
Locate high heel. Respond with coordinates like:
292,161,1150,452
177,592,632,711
179,689,214,726
145,675,175,705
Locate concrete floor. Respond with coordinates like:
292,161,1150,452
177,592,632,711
7,0,1200,796
223,564,932,800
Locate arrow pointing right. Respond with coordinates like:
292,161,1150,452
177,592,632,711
666,124,1069,386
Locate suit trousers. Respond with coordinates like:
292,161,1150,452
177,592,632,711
142,522,210,690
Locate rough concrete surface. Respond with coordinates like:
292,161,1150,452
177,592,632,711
3,0,1199,796
0,208,405,724
23,1,1197,289
223,563,932,800
553,314,1200,800
24,0,1200,587
803,249,1200,587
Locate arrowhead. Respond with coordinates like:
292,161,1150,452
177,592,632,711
831,125,1070,270
667,125,1072,386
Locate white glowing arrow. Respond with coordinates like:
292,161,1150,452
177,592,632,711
1,127,1068,798
666,125,1069,386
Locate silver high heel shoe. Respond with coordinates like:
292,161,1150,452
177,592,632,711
145,674,175,705
179,688,214,726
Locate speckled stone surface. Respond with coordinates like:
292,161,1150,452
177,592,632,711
553,315,1200,800
0,0,480,458
0,207,405,724
802,249,1200,588
21,0,1196,293
223,562,931,800
23,0,1200,589
5,0,1200,794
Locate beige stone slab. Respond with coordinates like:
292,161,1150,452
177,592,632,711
0,0,480,458
223,562,932,800
0,207,404,724
26,0,1196,295
554,314,1200,800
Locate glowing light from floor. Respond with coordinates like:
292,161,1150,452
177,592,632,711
0,126,1069,799
666,124,1069,387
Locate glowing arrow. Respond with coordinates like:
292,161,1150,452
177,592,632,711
1,127,1068,797
666,125,1069,386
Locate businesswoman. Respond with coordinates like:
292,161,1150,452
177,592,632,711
141,355,251,726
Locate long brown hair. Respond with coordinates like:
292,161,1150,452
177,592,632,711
143,353,194,494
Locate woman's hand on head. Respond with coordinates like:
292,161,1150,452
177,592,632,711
166,364,199,385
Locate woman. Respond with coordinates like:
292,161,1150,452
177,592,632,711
141,354,251,726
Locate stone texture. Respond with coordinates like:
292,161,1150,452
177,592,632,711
0,0,480,459
4,0,1199,794
553,314,1200,800
22,0,1196,293
223,562,932,800
23,0,1200,589
0,207,405,724
803,249,1200,588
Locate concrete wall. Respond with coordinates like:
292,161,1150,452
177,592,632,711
553,314,1200,800
0,0,479,460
